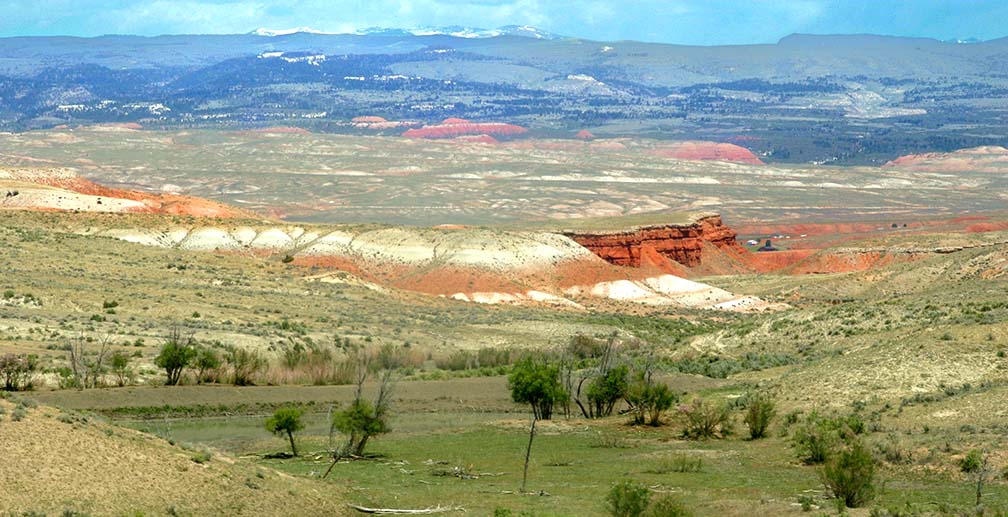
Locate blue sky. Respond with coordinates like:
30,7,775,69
1,0,1006,44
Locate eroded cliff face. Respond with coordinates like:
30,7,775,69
564,215,744,270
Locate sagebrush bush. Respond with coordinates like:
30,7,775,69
0,353,38,391
679,399,733,439
435,350,474,371
874,433,912,465
645,453,702,474
743,392,776,439
643,495,693,517
625,377,678,426
606,481,650,517
793,412,864,464
229,348,266,386
820,438,877,508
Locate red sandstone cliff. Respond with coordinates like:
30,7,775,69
563,215,745,270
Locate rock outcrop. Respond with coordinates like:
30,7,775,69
562,215,745,271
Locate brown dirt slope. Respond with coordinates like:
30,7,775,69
0,400,346,516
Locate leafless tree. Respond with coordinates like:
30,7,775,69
66,334,111,389
570,334,619,418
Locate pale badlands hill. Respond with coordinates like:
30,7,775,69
0,400,345,515
87,220,776,312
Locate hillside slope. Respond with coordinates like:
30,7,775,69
0,167,251,218
0,399,345,515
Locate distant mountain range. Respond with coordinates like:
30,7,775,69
0,30,1006,164
249,24,560,39
250,25,559,39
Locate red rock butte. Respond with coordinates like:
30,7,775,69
575,130,595,140
882,146,1008,173
650,141,763,165
403,122,528,140
451,134,499,144
245,126,311,135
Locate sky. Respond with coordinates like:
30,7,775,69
1,0,1006,45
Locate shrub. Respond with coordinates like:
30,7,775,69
567,333,607,360
606,480,650,517
0,354,38,391
960,449,993,507
508,357,567,420
586,364,629,418
109,351,131,387
625,378,678,426
821,438,877,508
743,392,776,439
645,453,702,474
190,450,212,464
265,406,305,456
435,350,474,371
874,434,912,465
959,448,984,473
154,330,197,386
229,348,266,386
476,347,512,368
643,495,693,517
680,399,733,439
793,412,865,465
193,347,222,384
332,399,389,457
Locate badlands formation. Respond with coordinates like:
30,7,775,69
0,157,782,312
89,220,776,312
8,159,1002,311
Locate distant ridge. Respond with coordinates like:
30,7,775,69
250,24,559,39
250,27,335,37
